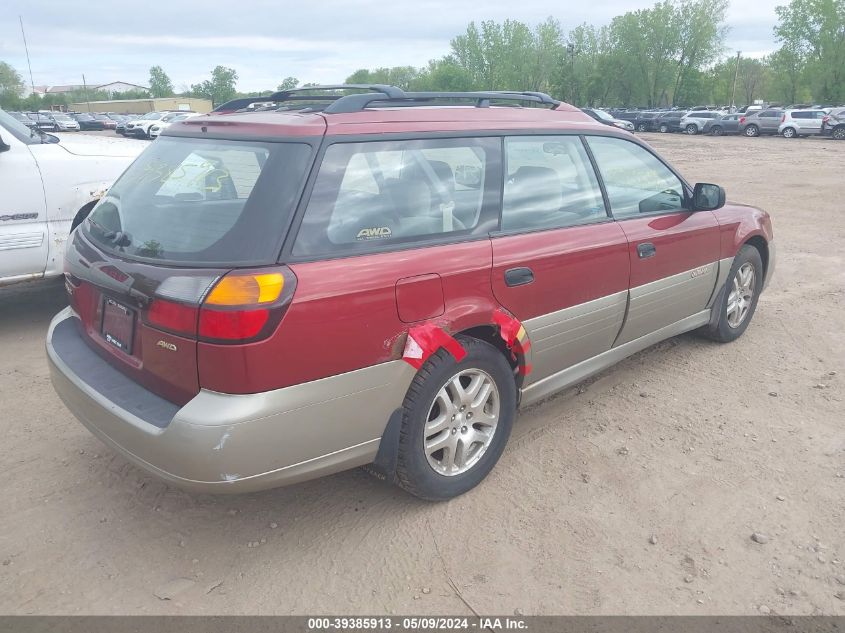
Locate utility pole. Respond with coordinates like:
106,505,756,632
566,42,576,104
730,51,741,112
19,16,36,96
82,74,91,113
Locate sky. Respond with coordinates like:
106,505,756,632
1,0,778,92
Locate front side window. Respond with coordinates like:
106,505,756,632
84,137,312,265
502,136,606,231
293,138,500,257
586,136,686,218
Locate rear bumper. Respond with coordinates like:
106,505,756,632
47,308,415,493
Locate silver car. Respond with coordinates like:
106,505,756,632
778,109,828,138
679,111,722,135
740,109,784,137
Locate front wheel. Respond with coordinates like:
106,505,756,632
831,126,845,140
705,245,763,343
711,126,723,136
395,336,516,500
686,124,698,135
659,123,669,133
636,123,648,132
744,124,759,137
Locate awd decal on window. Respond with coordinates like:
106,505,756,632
356,227,392,240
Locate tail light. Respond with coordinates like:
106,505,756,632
739,116,746,124
781,114,786,123
822,115,830,124
145,266,297,344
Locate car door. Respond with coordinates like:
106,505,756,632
0,124,49,282
490,135,630,383
584,135,721,345
759,110,782,134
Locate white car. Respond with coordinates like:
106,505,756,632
679,111,722,135
149,112,202,138
778,109,828,138
0,109,143,287
126,111,196,139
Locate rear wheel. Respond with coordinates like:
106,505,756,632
659,123,669,133
686,124,698,135
705,245,763,343
395,336,516,501
710,126,723,136
782,127,797,138
744,124,759,137
832,126,845,140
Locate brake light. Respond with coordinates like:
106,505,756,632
198,267,296,343
148,299,198,336
781,114,786,123
823,115,830,123
739,116,746,124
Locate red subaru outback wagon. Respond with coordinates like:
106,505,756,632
47,86,774,500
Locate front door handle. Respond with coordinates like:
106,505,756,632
504,267,534,287
637,242,656,259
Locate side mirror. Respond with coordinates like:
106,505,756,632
0,135,10,153
692,183,726,211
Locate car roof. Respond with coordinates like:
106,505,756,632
169,103,616,139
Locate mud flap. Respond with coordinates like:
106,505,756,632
364,408,404,484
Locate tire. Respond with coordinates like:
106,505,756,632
782,127,797,138
710,126,723,136
704,245,764,343
744,124,759,137
832,126,845,140
395,336,516,501
636,123,648,132
659,123,669,133
685,124,698,135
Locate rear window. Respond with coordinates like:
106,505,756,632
84,137,312,266
293,137,500,257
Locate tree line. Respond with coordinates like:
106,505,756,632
1,0,842,111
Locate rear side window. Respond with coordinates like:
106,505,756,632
792,112,810,119
293,138,500,257
84,137,312,265
502,136,606,231
586,136,686,218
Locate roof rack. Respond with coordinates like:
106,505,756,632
212,84,561,114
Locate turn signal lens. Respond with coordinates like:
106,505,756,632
205,273,284,306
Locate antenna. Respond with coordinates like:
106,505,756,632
19,15,36,96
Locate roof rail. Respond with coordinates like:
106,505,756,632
212,84,562,114
323,90,561,113
212,84,406,113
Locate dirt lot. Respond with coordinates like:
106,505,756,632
0,133,842,616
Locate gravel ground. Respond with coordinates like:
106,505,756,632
0,132,842,616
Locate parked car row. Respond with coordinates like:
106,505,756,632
4,110,202,139
585,105,845,139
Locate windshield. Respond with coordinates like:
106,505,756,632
0,108,40,143
75,114,94,120
93,114,110,120
592,109,614,121
83,137,313,266
141,112,163,120
53,114,73,121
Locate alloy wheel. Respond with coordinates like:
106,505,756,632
423,369,500,477
726,263,756,328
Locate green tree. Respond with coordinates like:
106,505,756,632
773,0,845,103
277,76,299,91
0,62,25,109
190,66,239,106
148,66,174,98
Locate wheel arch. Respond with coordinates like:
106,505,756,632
743,234,769,280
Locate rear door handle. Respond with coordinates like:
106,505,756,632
504,267,534,287
637,242,656,259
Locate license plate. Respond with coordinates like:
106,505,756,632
101,298,135,354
